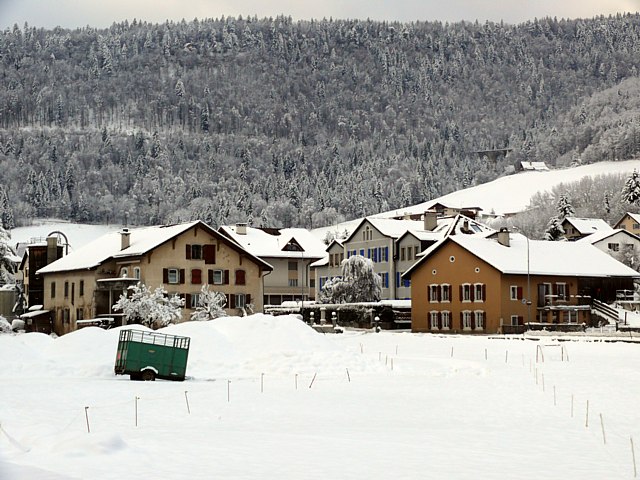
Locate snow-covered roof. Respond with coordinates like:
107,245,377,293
576,228,640,245
563,217,613,235
37,221,272,274
366,218,425,239
614,212,640,228
218,225,327,260
406,232,640,278
520,161,549,171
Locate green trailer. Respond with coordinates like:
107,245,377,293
114,329,191,381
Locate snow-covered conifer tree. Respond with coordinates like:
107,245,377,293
544,216,565,241
113,282,184,328
0,226,16,284
190,284,227,321
622,169,640,205
556,193,575,219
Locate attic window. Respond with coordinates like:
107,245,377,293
449,256,455,263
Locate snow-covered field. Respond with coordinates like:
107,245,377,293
2,314,640,479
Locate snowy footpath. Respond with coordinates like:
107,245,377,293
1,314,640,479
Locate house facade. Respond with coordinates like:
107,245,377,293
614,212,640,236
405,230,639,334
217,224,325,306
38,221,272,335
577,229,640,268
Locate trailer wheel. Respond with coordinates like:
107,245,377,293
141,369,156,381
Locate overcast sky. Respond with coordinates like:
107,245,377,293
1,0,638,30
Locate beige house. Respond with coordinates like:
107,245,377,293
614,212,640,236
37,221,272,335
218,223,326,306
560,217,613,241
404,229,639,334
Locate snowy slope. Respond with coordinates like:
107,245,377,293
10,220,121,251
2,314,640,479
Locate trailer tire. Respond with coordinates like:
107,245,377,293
129,372,142,381
141,369,156,381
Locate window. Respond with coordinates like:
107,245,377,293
76,308,84,321
191,268,202,284
407,247,413,261
510,286,523,301
414,246,420,258
235,294,246,308
64,281,69,298
289,279,299,287
556,283,567,301
310,278,315,288
474,283,485,302
212,270,223,285
191,244,202,260
461,284,471,302
565,310,577,323
474,311,485,330
167,268,179,284
440,284,450,302
400,247,406,261
288,261,298,271
63,309,70,323
430,311,439,330
441,311,450,330
51,282,56,299
634,223,640,230
236,270,246,285
608,243,620,252
120,267,128,277
511,315,520,326
133,267,141,280
462,311,472,330
190,294,200,308
79,280,84,297
429,284,439,302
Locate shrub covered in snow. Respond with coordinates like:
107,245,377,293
113,282,184,329
319,255,382,303
190,284,227,321
0,315,12,334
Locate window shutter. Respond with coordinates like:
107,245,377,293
438,312,442,329
192,269,201,284
225,294,230,308
208,269,213,284
459,285,463,301
470,286,475,302
428,286,432,302
246,294,251,305
179,269,185,284
518,315,524,325
185,294,191,308
203,244,216,264
437,286,442,302
224,270,230,285
517,286,523,300
236,270,246,285
482,285,486,301
230,294,236,309
186,244,191,260
163,268,169,284
471,314,475,330
459,311,463,329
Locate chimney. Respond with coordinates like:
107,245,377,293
423,211,437,231
497,227,510,247
46,236,58,264
236,223,248,235
120,228,131,250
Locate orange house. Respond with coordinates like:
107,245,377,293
404,229,639,334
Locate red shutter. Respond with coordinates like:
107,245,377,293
438,312,442,329
246,294,251,305
471,314,475,330
185,294,192,308
179,269,185,284
518,315,524,325
208,269,214,284
224,270,230,285
186,244,191,260
459,285,463,301
203,244,216,264
163,268,169,284
230,294,236,309
192,269,201,284
470,286,475,302
236,270,245,285
460,311,463,329
517,286,523,300
482,284,486,301
437,286,442,302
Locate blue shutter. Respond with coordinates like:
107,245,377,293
384,247,389,261
396,272,401,287
360,249,364,257
367,248,371,258
385,273,389,288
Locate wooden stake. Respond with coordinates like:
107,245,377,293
395,345,398,355
346,368,351,382
84,406,90,433
485,348,487,360
542,373,545,392
261,373,264,393
308,372,317,389
385,355,388,366
391,358,394,371
600,413,606,444
360,343,363,354
505,350,508,363
135,396,139,427
379,352,381,361
227,380,231,403
184,391,190,415
451,346,454,358
585,400,589,428
295,373,298,390
553,386,556,406
631,437,637,478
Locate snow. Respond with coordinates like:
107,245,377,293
2,314,640,479
565,217,613,235
10,220,120,251
219,225,327,259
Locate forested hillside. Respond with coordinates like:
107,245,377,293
1,14,640,228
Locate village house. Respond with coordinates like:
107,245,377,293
614,212,640,236
37,221,272,335
404,229,639,334
560,217,613,241
577,228,640,268
313,213,494,300
217,223,326,306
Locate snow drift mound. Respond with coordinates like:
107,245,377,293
0,314,375,380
